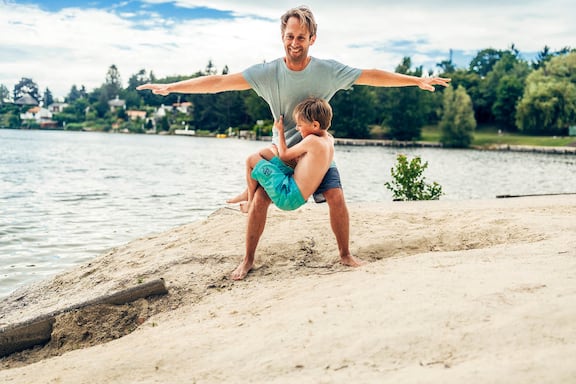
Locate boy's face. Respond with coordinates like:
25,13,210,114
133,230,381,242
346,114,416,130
295,113,320,137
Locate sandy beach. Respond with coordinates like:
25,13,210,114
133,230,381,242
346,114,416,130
1,195,575,383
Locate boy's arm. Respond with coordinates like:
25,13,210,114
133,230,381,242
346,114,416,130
137,72,251,95
276,115,309,162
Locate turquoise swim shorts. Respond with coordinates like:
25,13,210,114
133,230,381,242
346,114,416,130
251,157,306,211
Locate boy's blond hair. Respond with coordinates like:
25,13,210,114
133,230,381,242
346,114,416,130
293,97,332,130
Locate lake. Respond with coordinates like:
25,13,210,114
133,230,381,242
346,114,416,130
1,129,574,298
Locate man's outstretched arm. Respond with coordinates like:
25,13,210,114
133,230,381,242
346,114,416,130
355,69,450,92
137,72,251,95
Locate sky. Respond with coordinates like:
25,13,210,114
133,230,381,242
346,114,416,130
1,0,575,100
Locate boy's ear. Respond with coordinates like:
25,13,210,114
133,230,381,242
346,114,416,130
312,120,321,130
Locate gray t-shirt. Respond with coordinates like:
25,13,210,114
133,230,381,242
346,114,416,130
242,57,362,147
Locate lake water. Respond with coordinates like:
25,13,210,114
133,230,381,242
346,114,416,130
1,129,575,298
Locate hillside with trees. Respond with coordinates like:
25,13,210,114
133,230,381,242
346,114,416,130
1,47,575,148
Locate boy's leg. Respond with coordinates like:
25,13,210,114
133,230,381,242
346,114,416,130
243,153,264,213
227,146,277,204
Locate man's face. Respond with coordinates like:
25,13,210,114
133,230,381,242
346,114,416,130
282,17,316,63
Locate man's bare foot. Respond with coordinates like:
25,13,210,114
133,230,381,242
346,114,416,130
340,254,364,267
227,190,248,204
230,260,253,280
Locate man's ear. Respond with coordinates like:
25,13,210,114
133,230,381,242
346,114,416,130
310,34,316,46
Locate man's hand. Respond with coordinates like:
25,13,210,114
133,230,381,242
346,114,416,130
418,77,451,92
136,83,171,96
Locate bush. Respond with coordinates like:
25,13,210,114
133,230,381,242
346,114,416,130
384,154,443,201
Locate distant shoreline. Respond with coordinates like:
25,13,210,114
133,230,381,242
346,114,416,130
2,127,576,155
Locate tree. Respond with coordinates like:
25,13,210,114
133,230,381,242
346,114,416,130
13,77,41,104
516,52,576,135
439,85,476,148
436,49,457,74
43,88,54,107
104,64,122,98
469,48,504,77
488,53,531,129
330,86,376,138
0,84,10,104
380,57,431,140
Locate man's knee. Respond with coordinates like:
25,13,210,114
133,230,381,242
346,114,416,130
322,188,345,205
252,187,271,208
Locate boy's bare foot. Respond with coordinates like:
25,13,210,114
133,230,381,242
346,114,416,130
340,254,364,267
230,260,253,280
239,201,250,213
227,190,248,204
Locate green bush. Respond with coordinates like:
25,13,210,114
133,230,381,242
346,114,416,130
384,154,443,201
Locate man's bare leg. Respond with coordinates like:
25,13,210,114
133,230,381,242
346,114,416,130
322,188,364,267
230,188,271,280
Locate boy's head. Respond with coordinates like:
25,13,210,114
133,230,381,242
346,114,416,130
293,97,332,131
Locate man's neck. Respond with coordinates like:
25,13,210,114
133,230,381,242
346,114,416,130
284,56,311,71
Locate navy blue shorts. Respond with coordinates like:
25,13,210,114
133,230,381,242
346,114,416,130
313,166,342,203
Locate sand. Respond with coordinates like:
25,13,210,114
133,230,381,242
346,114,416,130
1,195,575,383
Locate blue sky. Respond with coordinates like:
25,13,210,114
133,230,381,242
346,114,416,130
1,0,575,99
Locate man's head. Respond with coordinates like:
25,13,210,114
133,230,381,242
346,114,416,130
280,6,317,38
280,6,317,66
293,97,333,133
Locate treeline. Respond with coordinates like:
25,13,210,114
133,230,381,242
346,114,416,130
1,46,575,146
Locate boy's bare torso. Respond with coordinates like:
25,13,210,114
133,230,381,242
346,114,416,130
292,133,334,199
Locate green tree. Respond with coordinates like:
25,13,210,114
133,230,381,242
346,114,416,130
0,84,10,104
43,88,54,107
469,48,504,77
488,54,531,129
104,64,122,98
439,85,476,148
244,90,270,124
516,51,576,135
330,86,376,138
381,57,430,140
384,154,443,201
13,77,41,104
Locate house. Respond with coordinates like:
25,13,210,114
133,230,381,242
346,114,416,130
108,96,126,112
126,110,147,120
173,101,193,114
20,106,58,129
48,102,69,113
15,94,39,106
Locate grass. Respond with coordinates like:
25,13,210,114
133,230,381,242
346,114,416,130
420,125,576,147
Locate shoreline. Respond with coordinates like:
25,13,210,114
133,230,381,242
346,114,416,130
1,196,575,383
333,137,576,155
3,128,575,155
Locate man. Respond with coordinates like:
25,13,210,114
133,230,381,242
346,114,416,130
137,6,451,280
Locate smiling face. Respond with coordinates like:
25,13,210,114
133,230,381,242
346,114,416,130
294,112,320,138
282,16,316,69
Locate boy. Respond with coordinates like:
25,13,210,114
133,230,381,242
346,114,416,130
243,97,334,212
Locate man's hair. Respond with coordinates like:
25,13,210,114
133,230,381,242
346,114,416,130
294,97,332,130
280,5,317,38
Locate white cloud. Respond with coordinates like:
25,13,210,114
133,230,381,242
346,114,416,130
1,0,574,99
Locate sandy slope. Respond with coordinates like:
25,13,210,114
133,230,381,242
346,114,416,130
1,195,575,383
